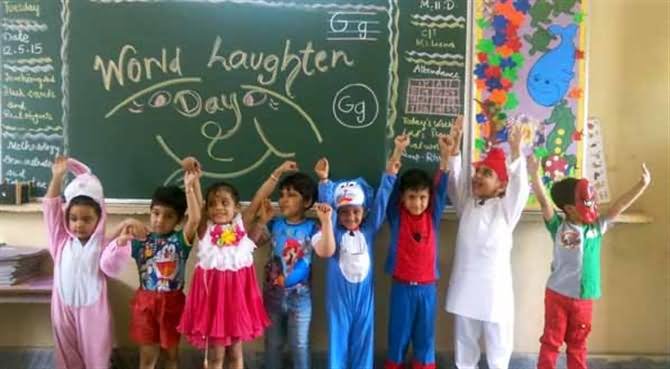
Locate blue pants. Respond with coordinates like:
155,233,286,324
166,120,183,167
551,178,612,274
327,286,374,369
386,281,437,367
264,285,312,369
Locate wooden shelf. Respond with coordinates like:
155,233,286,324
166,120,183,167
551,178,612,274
0,275,52,304
0,202,42,213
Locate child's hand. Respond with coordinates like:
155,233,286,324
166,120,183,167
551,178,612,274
386,159,401,175
437,133,456,158
183,168,199,188
314,203,332,223
192,164,202,179
450,115,464,155
124,218,149,240
181,156,200,173
51,155,68,178
508,124,523,157
640,163,651,187
394,133,411,152
257,199,274,224
276,160,298,175
116,224,136,246
314,158,329,181
527,155,540,176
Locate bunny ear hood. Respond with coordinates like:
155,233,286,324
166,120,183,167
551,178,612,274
62,158,107,239
63,158,104,205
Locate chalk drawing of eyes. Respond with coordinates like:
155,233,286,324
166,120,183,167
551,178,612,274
148,90,172,108
269,98,280,111
128,100,144,114
242,90,267,107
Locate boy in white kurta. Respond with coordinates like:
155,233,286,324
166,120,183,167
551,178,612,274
445,121,529,369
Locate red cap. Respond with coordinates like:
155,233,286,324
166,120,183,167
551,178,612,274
473,147,508,182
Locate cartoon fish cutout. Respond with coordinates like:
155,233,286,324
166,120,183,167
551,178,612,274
527,24,578,107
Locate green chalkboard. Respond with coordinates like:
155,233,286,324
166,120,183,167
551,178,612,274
1,0,469,201
1,1,64,195
393,0,469,168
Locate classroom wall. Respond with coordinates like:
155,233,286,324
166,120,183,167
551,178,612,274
0,0,668,356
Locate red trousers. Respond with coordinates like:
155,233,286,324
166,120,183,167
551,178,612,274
537,288,593,369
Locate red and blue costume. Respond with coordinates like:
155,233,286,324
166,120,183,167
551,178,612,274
384,170,449,369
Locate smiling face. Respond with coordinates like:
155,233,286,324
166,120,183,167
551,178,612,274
337,205,365,231
206,189,239,225
401,188,431,216
334,180,366,230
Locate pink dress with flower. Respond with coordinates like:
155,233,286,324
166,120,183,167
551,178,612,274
178,214,270,348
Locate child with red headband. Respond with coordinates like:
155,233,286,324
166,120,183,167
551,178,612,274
445,117,530,369
528,156,650,369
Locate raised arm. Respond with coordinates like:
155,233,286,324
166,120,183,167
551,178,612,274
43,156,68,257
445,116,467,216
433,117,462,214
45,155,67,199
528,155,555,221
385,134,410,221
182,166,202,244
184,158,204,209
181,157,207,240
242,160,298,229
314,157,338,228
367,158,400,231
315,157,335,205
605,163,651,222
312,203,336,258
437,116,460,174
390,132,410,163
502,124,530,225
248,199,274,245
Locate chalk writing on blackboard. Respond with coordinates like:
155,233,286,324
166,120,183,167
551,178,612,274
418,0,456,12
405,78,460,116
92,32,367,184
328,11,381,42
332,83,380,129
1,1,63,194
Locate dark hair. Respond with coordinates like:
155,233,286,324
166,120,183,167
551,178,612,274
550,177,579,211
151,186,187,221
67,195,102,218
278,173,317,209
204,181,240,207
399,168,433,196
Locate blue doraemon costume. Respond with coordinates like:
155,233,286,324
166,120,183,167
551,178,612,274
317,173,396,369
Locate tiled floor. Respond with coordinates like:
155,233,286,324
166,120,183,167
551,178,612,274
0,349,668,369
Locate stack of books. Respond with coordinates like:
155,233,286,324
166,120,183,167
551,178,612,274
0,245,49,286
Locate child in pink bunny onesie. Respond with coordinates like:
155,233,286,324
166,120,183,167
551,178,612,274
43,156,129,369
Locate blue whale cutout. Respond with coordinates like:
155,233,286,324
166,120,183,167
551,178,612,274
527,24,578,107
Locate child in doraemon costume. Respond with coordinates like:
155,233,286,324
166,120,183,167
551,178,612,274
313,152,400,369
